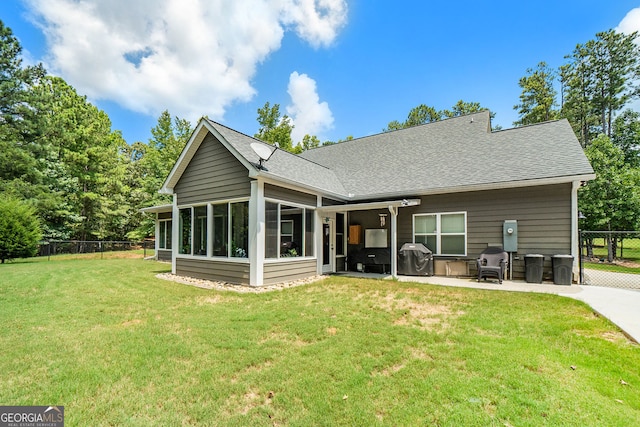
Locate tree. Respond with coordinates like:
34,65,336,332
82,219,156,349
31,76,130,240
579,134,640,232
255,102,295,152
129,111,192,239
513,62,559,126
442,100,492,119
612,109,640,167
562,30,640,145
384,100,493,132
0,197,42,263
300,134,320,152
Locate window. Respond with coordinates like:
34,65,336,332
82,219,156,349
193,206,207,255
231,202,249,258
335,213,345,256
212,204,228,256
265,201,315,258
178,201,249,258
305,209,314,257
265,202,279,258
179,208,191,254
414,212,466,256
159,220,172,250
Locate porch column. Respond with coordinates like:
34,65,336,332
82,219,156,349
154,213,160,260
316,195,323,276
171,193,178,275
249,180,265,286
389,205,398,278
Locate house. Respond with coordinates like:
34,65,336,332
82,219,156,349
142,111,595,285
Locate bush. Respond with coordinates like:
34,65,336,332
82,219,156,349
0,197,42,263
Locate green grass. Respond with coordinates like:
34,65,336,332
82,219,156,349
585,237,640,274
1,258,639,426
584,261,640,275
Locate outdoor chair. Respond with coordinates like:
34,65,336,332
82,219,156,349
477,246,508,284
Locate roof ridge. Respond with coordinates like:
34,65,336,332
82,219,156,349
302,110,491,153
493,118,567,133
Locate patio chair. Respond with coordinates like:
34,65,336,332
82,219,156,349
477,246,508,284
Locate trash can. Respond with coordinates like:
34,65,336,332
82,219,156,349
552,255,574,285
398,243,433,276
524,254,544,283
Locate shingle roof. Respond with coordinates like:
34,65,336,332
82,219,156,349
298,111,594,199
206,120,347,197
175,111,593,201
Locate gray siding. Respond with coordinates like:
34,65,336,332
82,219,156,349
176,258,250,284
396,184,572,279
263,259,317,285
158,212,172,220
157,249,172,262
265,184,316,206
175,134,251,205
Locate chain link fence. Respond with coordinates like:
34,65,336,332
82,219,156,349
38,240,155,260
579,231,640,289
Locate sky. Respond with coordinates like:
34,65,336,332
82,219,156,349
2,1,640,146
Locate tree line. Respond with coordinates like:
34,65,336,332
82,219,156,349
0,21,193,252
2,20,640,262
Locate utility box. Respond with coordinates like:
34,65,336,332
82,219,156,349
503,220,518,252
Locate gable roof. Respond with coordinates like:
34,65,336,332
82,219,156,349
161,111,594,200
161,119,347,197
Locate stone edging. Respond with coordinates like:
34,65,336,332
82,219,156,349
156,273,326,293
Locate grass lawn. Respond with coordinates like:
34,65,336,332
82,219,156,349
586,238,640,274
1,258,639,426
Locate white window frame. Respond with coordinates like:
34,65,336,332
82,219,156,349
176,197,250,261
413,211,467,256
264,198,315,260
158,219,172,250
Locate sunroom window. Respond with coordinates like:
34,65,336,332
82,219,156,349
159,219,172,250
265,201,315,258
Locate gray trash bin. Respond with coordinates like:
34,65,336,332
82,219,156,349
524,254,544,283
552,255,574,285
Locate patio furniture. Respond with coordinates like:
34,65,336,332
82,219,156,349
477,246,508,284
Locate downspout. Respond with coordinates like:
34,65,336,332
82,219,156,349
389,205,398,278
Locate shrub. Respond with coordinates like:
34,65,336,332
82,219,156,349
0,197,42,263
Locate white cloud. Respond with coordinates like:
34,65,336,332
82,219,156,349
286,71,334,144
616,7,640,36
24,0,347,122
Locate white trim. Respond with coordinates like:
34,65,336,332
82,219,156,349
318,199,421,213
141,204,173,214
264,256,317,264
155,214,160,257
171,194,178,274
389,206,398,278
249,180,265,286
254,172,346,200
175,254,250,263
346,175,597,201
316,195,323,275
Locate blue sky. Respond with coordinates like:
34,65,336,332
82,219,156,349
2,1,640,145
